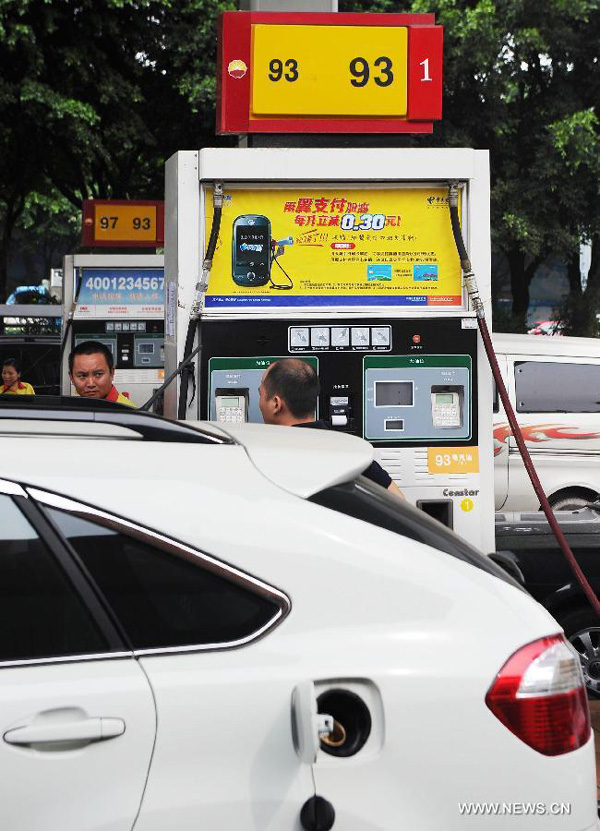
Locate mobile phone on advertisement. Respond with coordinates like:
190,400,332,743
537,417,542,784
232,215,271,287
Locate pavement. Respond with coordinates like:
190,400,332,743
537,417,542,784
590,701,600,797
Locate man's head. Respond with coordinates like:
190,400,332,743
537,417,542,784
68,341,115,399
258,359,319,425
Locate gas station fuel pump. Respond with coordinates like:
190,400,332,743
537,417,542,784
61,254,165,408
164,147,494,552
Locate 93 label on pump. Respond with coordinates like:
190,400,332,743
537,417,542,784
428,447,479,474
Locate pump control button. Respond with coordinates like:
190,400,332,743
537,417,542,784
311,328,330,348
351,327,369,347
331,327,350,347
331,414,348,427
290,328,310,348
330,396,348,406
371,326,390,346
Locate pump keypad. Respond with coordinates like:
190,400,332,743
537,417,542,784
218,405,245,423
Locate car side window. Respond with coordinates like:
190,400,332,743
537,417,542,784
46,507,284,651
0,495,109,663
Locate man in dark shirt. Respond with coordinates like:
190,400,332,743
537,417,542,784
258,358,404,499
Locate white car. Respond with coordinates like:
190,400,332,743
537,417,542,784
0,396,597,831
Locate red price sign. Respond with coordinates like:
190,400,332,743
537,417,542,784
218,11,442,135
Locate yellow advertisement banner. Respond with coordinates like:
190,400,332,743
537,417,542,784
205,187,463,310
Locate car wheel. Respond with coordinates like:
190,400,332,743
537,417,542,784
561,608,600,698
549,492,596,511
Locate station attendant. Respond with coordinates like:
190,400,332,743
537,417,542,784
68,341,136,407
258,358,404,499
1,358,35,395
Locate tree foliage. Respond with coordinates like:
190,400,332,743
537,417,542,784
1,0,599,329
343,0,600,331
0,0,234,299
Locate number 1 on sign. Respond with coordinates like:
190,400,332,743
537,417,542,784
419,58,432,82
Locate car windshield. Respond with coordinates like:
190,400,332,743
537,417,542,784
310,476,521,589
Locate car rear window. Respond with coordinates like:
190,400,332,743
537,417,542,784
310,476,520,588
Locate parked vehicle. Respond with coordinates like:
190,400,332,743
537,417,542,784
527,319,565,336
496,507,600,699
0,396,597,831
493,332,600,511
5,284,57,305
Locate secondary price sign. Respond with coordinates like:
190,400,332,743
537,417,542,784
218,11,442,134
82,200,165,248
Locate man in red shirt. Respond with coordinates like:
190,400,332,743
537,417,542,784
68,341,136,407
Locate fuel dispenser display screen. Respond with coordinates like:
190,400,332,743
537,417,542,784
375,381,414,407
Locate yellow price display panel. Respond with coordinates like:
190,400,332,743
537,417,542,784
428,447,480,475
94,204,157,243
251,25,408,117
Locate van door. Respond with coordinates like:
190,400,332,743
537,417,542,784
493,353,509,509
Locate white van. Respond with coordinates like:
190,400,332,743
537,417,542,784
493,332,600,510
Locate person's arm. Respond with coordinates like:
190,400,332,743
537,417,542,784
363,460,405,499
387,480,405,500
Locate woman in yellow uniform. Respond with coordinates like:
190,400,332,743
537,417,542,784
1,358,35,395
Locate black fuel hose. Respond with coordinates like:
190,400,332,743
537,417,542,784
140,185,223,415
59,274,82,371
176,189,223,419
448,181,600,616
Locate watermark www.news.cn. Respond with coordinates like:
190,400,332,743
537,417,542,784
458,802,572,817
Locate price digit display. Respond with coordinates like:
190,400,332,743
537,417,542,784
252,24,408,117
82,200,164,247
268,58,298,82
94,205,157,242
349,57,394,88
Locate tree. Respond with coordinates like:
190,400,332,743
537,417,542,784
0,0,235,300
342,0,600,328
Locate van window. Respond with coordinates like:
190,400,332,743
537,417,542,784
515,361,600,413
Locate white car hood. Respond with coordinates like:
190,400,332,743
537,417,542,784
189,420,374,498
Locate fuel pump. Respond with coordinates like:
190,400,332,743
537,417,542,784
164,148,495,552
61,254,165,408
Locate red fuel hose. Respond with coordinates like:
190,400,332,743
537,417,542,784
448,181,600,616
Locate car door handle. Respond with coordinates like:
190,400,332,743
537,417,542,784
4,717,125,746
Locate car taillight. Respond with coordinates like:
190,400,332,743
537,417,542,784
486,635,590,756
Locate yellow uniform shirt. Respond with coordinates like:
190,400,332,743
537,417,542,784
0,381,35,396
105,386,137,408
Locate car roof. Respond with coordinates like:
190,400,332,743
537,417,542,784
0,397,374,499
196,421,373,498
